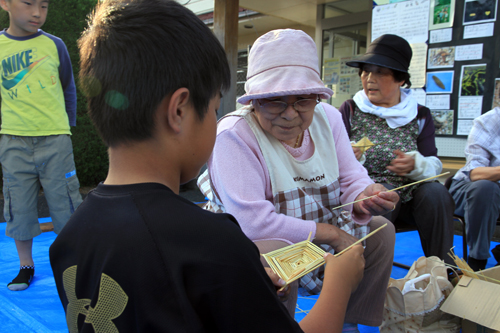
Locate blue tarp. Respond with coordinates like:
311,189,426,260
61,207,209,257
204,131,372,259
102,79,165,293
296,231,499,332
0,221,67,332
0,221,498,332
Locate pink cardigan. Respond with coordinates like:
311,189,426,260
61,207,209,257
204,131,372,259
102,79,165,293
206,103,373,245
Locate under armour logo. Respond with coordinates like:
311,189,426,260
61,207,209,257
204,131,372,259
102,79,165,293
63,266,129,333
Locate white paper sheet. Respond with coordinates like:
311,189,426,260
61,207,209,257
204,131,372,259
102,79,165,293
408,43,427,88
410,88,427,106
372,0,430,43
372,5,398,41
430,28,453,43
457,119,473,136
463,23,494,39
455,44,483,61
458,96,483,119
426,95,450,109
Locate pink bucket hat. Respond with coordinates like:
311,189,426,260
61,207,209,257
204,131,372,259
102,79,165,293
237,29,333,105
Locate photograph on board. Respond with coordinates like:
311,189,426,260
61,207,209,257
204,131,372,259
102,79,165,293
426,71,454,94
493,79,500,109
428,47,455,68
431,109,454,135
460,64,487,96
429,0,455,30
463,0,497,25
323,58,340,85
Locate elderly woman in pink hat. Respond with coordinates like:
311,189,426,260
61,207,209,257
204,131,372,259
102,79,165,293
198,29,398,331
339,34,455,267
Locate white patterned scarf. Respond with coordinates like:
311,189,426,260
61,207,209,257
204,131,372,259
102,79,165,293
353,88,418,129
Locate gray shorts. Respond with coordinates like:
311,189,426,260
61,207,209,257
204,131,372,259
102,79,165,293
0,134,83,240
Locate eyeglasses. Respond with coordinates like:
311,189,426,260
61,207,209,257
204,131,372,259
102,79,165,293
256,97,319,114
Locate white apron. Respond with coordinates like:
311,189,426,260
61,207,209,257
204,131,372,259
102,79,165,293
198,105,369,293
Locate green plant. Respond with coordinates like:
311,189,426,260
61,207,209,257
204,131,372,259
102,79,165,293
0,0,107,187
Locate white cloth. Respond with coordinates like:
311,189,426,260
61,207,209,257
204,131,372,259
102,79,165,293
243,106,340,196
454,107,500,183
353,88,418,129
405,152,442,181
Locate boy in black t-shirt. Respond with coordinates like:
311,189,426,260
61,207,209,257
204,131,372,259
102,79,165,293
49,0,365,332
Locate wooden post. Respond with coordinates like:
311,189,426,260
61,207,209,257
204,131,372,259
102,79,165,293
214,0,239,116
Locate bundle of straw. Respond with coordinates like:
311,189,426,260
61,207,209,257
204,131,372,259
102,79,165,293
448,249,488,281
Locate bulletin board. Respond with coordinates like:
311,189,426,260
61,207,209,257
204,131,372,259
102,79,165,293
372,0,500,138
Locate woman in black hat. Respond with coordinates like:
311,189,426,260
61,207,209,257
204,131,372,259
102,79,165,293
339,34,455,264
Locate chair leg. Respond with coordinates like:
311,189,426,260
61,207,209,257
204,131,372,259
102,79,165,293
392,262,411,270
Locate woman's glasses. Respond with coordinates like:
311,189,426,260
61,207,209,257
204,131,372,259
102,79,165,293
256,97,319,114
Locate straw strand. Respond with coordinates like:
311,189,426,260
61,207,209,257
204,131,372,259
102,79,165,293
334,223,387,257
332,172,450,211
427,257,500,284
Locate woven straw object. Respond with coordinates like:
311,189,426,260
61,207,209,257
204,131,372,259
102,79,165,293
262,237,326,286
352,136,378,154
262,223,388,288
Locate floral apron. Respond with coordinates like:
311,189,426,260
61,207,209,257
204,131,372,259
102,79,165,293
350,104,419,203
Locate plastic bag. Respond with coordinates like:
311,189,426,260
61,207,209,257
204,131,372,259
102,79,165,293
379,256,461,333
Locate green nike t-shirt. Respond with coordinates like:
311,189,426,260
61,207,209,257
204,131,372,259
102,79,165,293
0,29,77,136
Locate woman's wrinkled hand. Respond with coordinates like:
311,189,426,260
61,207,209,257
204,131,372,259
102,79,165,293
315,223,359,253
351,144,363,161
386,149,415,175
353,183,399,216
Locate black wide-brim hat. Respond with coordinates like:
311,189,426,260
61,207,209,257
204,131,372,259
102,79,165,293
346,34,412,73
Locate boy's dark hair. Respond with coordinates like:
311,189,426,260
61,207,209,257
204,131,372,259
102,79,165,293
79,0,231,147
358,67,412,88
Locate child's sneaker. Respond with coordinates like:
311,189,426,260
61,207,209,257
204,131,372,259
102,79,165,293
7,266,34,291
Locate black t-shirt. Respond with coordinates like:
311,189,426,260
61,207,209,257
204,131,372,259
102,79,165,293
50,183,303,332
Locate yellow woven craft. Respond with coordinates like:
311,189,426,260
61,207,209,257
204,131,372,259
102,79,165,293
352,136,377,154
262,224,388,288
261,237,326,287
